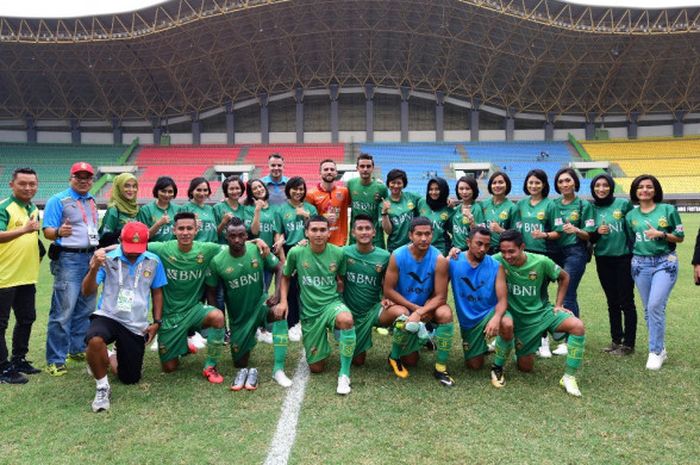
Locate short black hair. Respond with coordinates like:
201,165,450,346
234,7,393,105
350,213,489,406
268,153,284,161
554,167,581,194
187,177,210,199
225,216,247,234
386,169,407,187
356,153,374,166
305,214,329,229
174,211,196,223
222,175,245,199
455,176,479,202
487,171,511,196
409,216,433,233
523,169,550,197
153,176,177,198
285,176,307,199
12,167,37,180
245,178,269,204
499,229,524,246
468,226,491,240
353,213,374,227
629,174,664,203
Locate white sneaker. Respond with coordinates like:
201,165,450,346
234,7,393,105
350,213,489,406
91,385,112,412
646,350,668,370
336,374,351,395
190,332,207,349
552,343,568,356
256,328,273,344
288,323,302,342
272,370,293,388
559,374,582,397
150,335,159,352
537,337,552,358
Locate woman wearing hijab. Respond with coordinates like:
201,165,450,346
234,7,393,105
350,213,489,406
99,172,139,247
417,177,454,255
589,173,636,356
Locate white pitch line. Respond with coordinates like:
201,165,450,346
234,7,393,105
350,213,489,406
263,350,310,465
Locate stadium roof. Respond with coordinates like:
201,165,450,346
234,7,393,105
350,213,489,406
1,0,699,121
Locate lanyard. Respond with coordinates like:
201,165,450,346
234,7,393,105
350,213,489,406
118,260,144,289
75,197,98,226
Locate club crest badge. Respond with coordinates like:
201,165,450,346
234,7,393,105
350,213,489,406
658,217,668,228
251,259,259,268
499,211,508,220
613,210,623,220
407,202,414,210
536,211,545,220
329,262,337,272
528,271,538,281
196,253,204,264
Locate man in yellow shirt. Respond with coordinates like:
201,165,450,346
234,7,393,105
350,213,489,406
0,168,41,384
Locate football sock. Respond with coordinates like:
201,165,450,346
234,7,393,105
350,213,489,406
338,328,356,377
390,327,407,359
434,323,454,369
493,335,514,367
96,375,109,389
564,334,586,376
204,327,225,368
271,320,289,372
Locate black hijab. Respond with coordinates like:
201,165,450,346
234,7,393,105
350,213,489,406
426,177,450,211
590,173,616,207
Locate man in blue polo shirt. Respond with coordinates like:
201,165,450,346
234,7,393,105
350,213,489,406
261,153,288,206
82,222,167,412
42,161,100,376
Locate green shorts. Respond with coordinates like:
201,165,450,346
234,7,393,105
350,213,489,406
228,302,268,363
301,300,350,365
513,309,572,357
460,309,513,360
158,303,215,362
350,303,382,357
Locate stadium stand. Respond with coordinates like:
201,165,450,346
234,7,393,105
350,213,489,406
582,138,700,194
0,143,126,201
241,144,345,187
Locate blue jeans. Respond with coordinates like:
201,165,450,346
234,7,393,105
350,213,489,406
631,254,678,354
46,251,96,364
552,243,589,318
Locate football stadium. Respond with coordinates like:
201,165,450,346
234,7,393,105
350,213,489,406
1,0,699,464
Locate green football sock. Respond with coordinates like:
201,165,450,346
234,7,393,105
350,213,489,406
338,328,356,377
271,320,289,373
564,334,586,376
204,327,225,368
493,335,514,367
390,328,407,359
434,323,454,367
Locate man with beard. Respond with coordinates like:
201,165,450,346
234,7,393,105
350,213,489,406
306,159,350,246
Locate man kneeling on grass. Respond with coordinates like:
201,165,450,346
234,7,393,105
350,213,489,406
82,222,166,412
491,229,586,397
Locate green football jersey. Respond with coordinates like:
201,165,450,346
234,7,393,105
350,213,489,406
99,207,136,236
213,201,251,244
137,201,179,242
147,240,222,323
206,242,279,325
250,204,280,247
513,196,559,253
179,202,218,243
553,196,596,248
417,197,454,255
342,245,390,315
480,197,516,248
276,201,318,247
451,202,486,250
626,203,684,256
347,177,388,248
494,252,561,326
591,198,633,257
283,244,346,320
385,192,419,252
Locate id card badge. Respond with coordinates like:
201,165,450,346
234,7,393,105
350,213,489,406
116,289,135,314
87,224,99,246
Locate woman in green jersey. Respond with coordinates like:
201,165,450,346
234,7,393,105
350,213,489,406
381,169,419,252
481,171,516,255
180,177,218,242
99,172,139,247
451,175,484,252
417,177,454,255
626,175,684,371
589,174,636,355
214,175,249,244
137,176,179,242
246,178,283,254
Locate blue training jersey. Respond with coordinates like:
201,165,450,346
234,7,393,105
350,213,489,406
394,244,439,307
449,253,499,330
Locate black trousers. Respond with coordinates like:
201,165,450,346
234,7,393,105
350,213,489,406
0,284,37,365
595,255,637,347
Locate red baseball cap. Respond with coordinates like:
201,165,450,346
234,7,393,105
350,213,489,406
70,161,95,176
120,222,149,254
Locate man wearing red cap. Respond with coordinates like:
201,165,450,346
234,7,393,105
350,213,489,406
81,222,167,412
42,162,100,376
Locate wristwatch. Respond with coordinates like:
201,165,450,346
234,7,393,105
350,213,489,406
153,319,162,325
